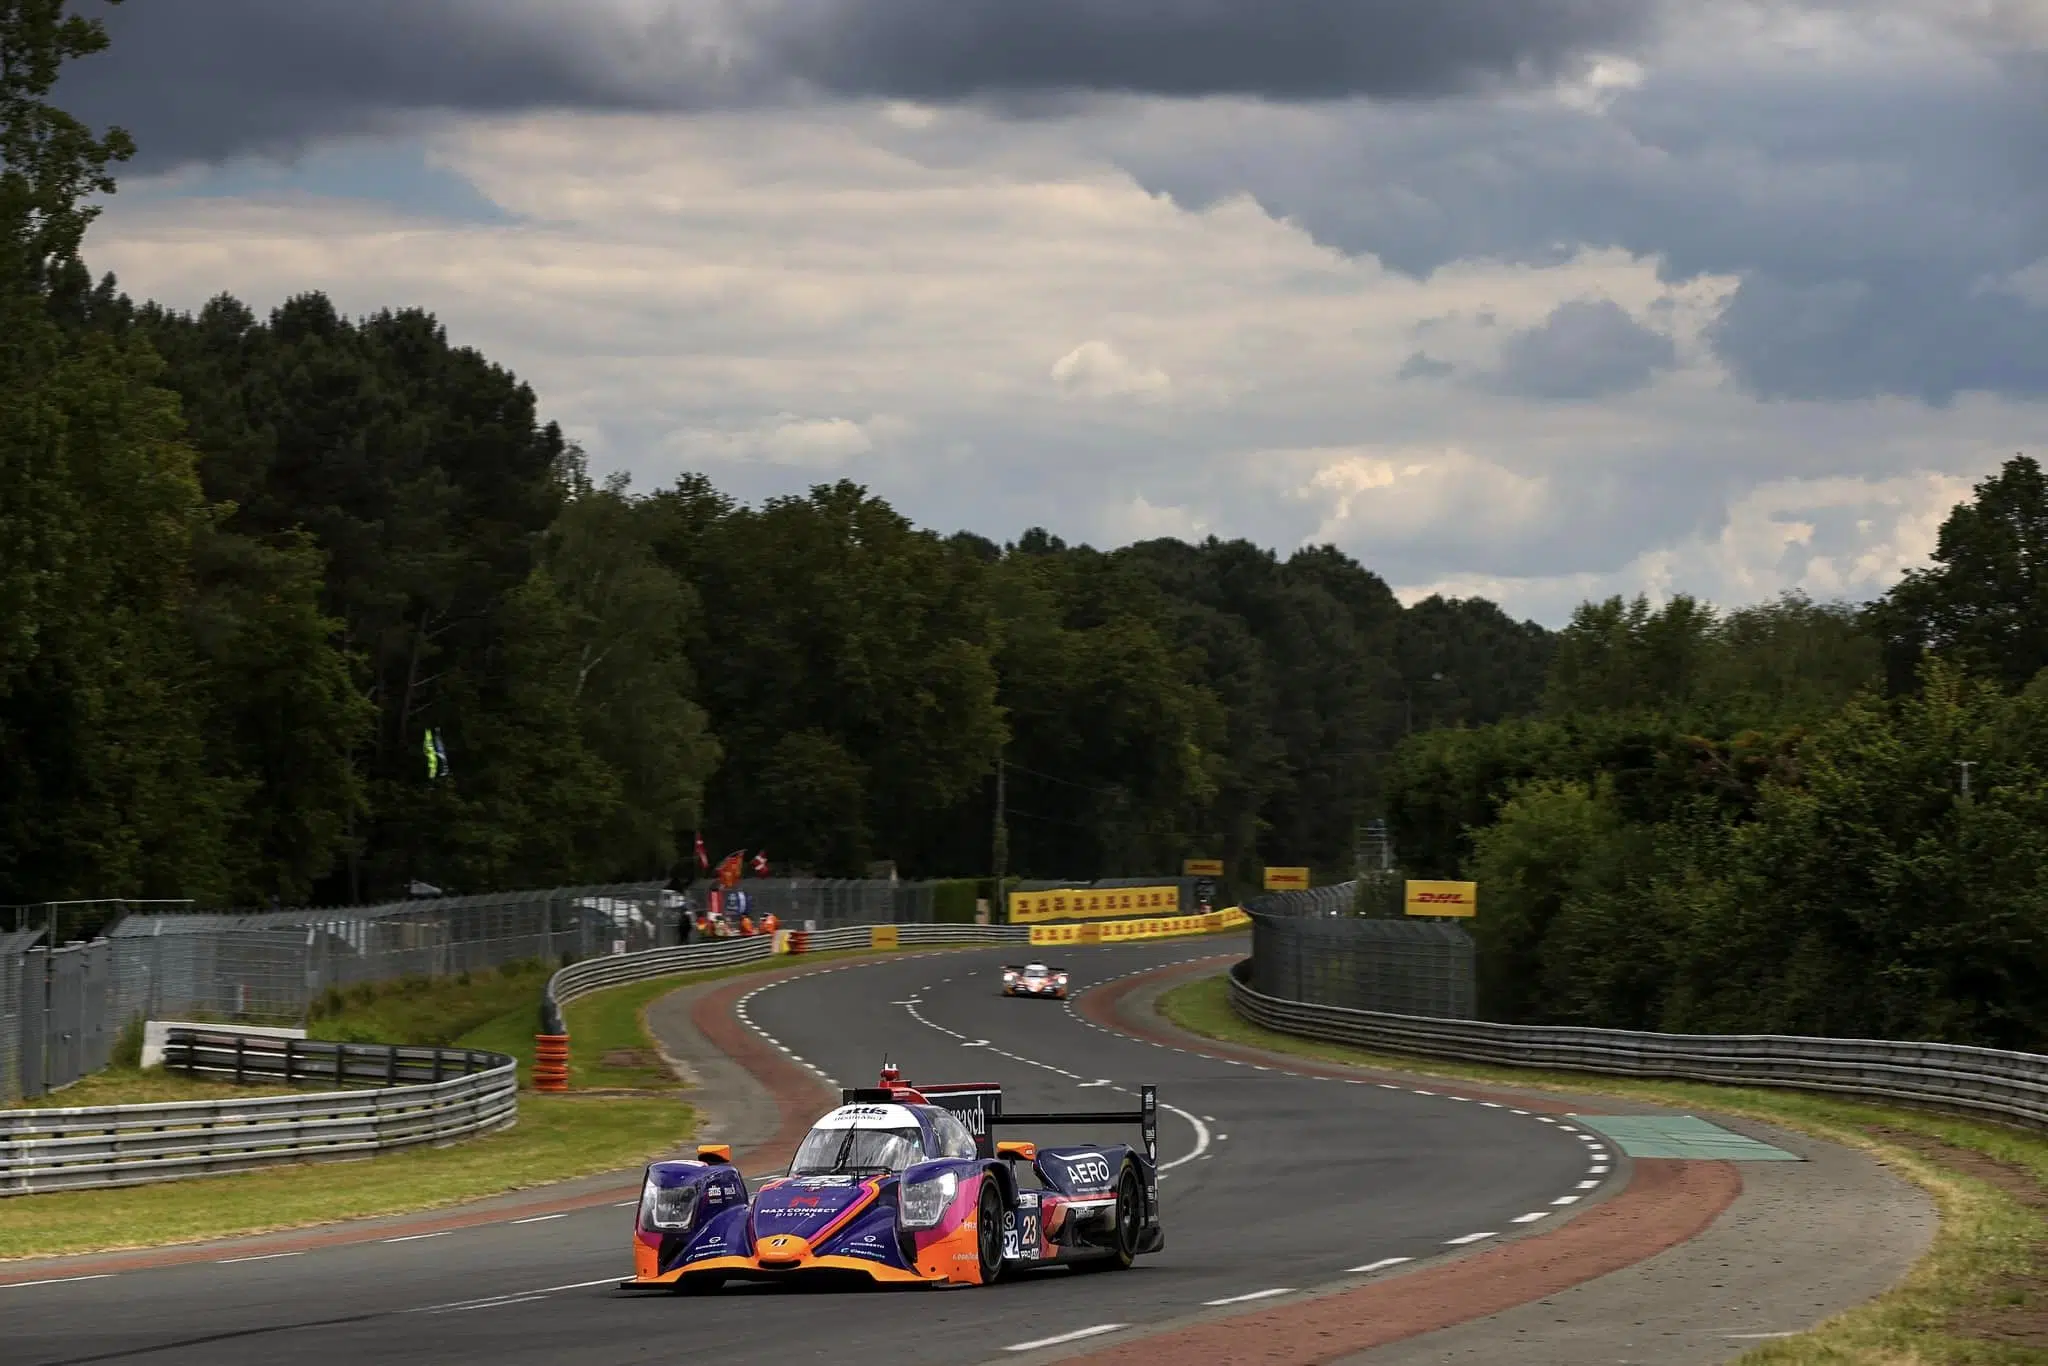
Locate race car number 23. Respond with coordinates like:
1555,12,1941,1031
1002,1210,1042,1260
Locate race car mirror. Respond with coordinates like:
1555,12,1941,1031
696,1144,733,1164
995,1140,1037,1161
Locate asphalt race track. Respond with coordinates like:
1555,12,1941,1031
5,939,1613,1365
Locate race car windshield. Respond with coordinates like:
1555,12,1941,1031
790,1125,925,1176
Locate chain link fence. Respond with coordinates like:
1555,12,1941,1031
1247,880,1476,1019
106,883,677,1029
711,877,940,928
0,930,40,1104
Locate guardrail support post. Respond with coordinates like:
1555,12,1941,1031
534,1033,570,1092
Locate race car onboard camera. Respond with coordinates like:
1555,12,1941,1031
623,1063,1163,1291
1001,962,1069,999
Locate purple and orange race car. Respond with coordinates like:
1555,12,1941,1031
623,1064,1163,1291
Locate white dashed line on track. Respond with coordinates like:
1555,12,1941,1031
1446,1231,1497,1245
1512,1211,1550,1223
1348,1257,1413,1274
1005,1324,1128,1352
2,1274,114,1289
381,1231,452,1244
216,1252,305,1264
513,1214,566,1225
1204,1287,1294,1306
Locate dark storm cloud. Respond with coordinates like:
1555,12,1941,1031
1396,351,1456,381
1111,30,2048,406
59,1,685,168
752,0,1657,102
59,0,1658,169
1487,299,1676,400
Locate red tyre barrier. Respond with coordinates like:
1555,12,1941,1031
788,930,810,954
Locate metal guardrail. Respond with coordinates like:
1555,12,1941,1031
0,1028,517,1195
540,923,1033,1033
1226,963,2048,1131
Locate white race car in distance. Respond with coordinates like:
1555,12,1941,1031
1001,963,1069,999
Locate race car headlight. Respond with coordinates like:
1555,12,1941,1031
1002,971,1016,982
897,1170,958,1229
640,1176,697,1231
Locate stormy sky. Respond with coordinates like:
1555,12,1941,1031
62,0,2048,621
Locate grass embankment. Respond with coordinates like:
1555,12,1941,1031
2,945,919,1261
0,960,694,1262
1160,974,2048,1366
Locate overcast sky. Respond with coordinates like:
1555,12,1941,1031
61,0,2048,624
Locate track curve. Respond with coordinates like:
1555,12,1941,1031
5,938,1613,1365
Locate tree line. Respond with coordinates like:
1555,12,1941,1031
1387,455,2048,1049
0,3,1554,909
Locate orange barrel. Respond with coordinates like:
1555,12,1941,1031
788,929,810,954
533,1033,571,1092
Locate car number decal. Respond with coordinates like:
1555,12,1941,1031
1002,1209,1042,1260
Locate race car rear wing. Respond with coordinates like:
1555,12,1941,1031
997,1087,1158,1167
841,1081,1158,1165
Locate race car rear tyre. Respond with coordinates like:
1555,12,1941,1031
1074,1160,1142,1272
976,1179,1005,1285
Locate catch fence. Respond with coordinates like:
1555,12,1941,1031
0,930,37,1104
106,883,676,1030
1246,881,1476,1020
712,877,941,927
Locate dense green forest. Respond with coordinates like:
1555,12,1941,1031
1387,456,2048,1048
0,4,1550,907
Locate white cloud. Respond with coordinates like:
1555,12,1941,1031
1050,340,1172,402
87,79,2042,625
1396,470,1980,618
666,413,898,470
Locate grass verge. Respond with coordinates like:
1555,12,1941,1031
0,1094,685,1262
1159,973,2048,1366
14,1069,302,1109
1,944,942,1260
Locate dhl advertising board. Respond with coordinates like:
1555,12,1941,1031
1028,907,1249,946
1007,884,1181,924
1403,880,1478,917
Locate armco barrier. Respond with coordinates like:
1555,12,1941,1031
1226,963,2048,1131
0,1028,516,1195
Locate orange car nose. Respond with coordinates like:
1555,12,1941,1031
756,1234,813,1266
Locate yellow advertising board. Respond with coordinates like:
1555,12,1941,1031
1182,858,1224,877
869,924,901,948
1028,905,1250,947
1007,884,1181,924
1404,880,1477,917
1262,866,1310,891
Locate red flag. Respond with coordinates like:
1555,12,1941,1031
694,831,709,870
751,850,769,877
717,851,743,889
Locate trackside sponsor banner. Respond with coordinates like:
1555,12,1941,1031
1008,884,1181,924
1403,880,1478,917
1027,907,1248,946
